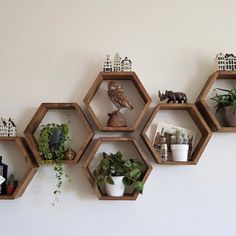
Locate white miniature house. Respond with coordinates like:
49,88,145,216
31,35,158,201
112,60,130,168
113,53,122,72
216,53,236,71
0,118,7,136
6,118,16,136
121,57,132,72
103,55,113,72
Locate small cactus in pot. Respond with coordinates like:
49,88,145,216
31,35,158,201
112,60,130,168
6,174,18,195
171,130,189,161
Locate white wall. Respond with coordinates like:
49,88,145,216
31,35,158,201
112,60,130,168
0,0,236,235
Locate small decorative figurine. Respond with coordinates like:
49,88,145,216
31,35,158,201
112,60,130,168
107,81,134,127
113,53,122,72
7,118,16,137
0,118,16,137
158,90,187,103
64,148,76,160
121,57,132,72
103,54,112,72
216,52,236,71
0,118,7,136
6,174,18,195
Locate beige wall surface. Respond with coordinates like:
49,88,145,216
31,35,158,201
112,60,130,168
0,1,235,235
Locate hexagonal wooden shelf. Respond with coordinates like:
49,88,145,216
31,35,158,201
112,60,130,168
196,71,236,132
83,137,152,200
24,103,94,165
0,137,38,200
83,72,152,132
142,104,212,165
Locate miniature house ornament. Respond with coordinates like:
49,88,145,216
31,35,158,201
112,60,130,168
107,81,134,127
103,54,112,72
0,118,16,137
216,52,236,71
113,53,122,72
121,57,132,72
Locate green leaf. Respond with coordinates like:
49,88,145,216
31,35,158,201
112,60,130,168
124,160,131,168
123,177,133,186
106,176,114,185
135,181,144,194
129,168,140,177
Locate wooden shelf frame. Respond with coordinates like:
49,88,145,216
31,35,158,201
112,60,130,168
83,72,152,132
141,104,212,165
0,136,38,200
196,71,236,132
83,137,152,200
24,103,94,165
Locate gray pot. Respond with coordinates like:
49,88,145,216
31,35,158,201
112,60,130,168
222,106,236,127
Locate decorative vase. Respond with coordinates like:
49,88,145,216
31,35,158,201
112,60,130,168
222,106,236,127
171,144,189,161
105,176,125,197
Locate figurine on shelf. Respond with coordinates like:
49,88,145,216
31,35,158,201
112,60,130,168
6,174,18,195
103,55,112,72
64,148,76,160
0,118,16,137
121,57,132,72
113,53,122,72
107,81,134,127
158,90,187,104
216,52,236,71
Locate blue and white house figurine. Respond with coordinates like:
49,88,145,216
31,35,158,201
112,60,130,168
0,118,7,136
7,118,16,137
216,52,236,71
121,57,132,72
103,55,113,72
0,118,16,137
113,53,122,72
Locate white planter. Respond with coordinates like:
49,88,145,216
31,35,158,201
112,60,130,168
105,176,125,197
171,144,189,161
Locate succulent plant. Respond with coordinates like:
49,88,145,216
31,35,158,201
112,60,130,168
171,130,188,144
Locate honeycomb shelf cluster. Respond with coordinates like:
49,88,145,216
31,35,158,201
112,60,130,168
1,71,235,200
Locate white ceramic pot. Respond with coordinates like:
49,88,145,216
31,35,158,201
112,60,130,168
171,144,189,161
105,176,125,197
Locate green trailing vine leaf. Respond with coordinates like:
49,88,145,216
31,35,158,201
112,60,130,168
38,123,71,206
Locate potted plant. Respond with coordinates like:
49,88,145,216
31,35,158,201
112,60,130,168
171,130,189,161
211,86,236,127
93,151,144,197
6,174,17,195
38,123,71,205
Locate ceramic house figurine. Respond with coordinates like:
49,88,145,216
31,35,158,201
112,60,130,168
216,53,236,71
6,118,16,137
113,53,122,72
103,54,112,72
121,57,132,72
0,118,7,136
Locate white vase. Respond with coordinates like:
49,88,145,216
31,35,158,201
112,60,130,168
171,144,189,161
105,176,125,197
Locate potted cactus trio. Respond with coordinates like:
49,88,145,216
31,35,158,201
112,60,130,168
170,130,189,161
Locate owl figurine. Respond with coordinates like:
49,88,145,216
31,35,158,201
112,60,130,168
107,81,134,111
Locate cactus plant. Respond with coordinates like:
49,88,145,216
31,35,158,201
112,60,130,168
6,174,18,195
171,130,188,144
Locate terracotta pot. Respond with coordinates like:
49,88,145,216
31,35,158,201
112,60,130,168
222,106,236,127
6,185,15,195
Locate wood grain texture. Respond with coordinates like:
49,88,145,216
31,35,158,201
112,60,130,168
83,72,152,132
141,103,212,165
82,137,152,200
0,136,38,200
24,103,94,165
196,71,236,132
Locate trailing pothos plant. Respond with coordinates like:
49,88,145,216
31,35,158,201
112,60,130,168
93,151,145,194
38,123,71,206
